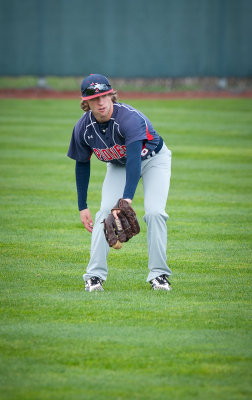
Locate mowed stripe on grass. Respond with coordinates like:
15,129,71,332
0,98,251,400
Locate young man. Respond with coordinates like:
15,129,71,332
67,74,172,292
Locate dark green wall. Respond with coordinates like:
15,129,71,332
0,0,251,77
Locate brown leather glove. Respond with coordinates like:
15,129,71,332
103,199,140,248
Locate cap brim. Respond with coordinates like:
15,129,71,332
81,88,113,100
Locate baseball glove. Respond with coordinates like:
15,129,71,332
103,199,140,249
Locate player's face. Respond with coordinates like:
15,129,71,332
88,94,113,122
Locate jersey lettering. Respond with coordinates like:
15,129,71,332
107,147,120,159
93,144,126,162
93,148,102,160
101,149,113,161
114,144,126,158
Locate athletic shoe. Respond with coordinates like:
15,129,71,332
85,276,104,292
150,275,172,291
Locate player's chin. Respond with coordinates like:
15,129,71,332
100,106,110,116
100,111,110,120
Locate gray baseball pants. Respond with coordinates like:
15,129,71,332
83,144,172,283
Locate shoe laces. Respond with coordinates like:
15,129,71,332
158,275,171,285
90,276,102,285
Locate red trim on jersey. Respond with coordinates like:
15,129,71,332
146,123,153,140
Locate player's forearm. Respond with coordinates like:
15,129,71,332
75,160,90,210
123,140,142,200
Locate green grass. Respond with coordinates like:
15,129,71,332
0,98,252,399
0,76,83,91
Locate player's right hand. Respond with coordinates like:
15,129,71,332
80,208,93,233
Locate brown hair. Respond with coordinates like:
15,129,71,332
80,91,118,112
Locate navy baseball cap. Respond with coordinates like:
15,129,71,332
81,74,113,100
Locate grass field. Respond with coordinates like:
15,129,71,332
0,97,252,399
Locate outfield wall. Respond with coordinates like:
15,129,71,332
0,0,251,78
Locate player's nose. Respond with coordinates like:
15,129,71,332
97,96,105,105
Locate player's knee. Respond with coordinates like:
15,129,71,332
143,212,168,224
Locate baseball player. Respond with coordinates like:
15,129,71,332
67,74,172,292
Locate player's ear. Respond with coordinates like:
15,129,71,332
80,100,89,112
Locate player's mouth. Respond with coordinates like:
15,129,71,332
98,107,106,113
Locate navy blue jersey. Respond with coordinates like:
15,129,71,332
67,102,161,166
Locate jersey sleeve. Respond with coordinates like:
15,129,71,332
67,122,92,162
75,160,90,210
119,107,157,146
123,140,142,199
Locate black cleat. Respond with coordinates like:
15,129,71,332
150,275,172,291
85,276,104,292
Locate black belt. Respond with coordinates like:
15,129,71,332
154,136,163,155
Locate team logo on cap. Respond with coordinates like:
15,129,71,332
89,82,100,93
